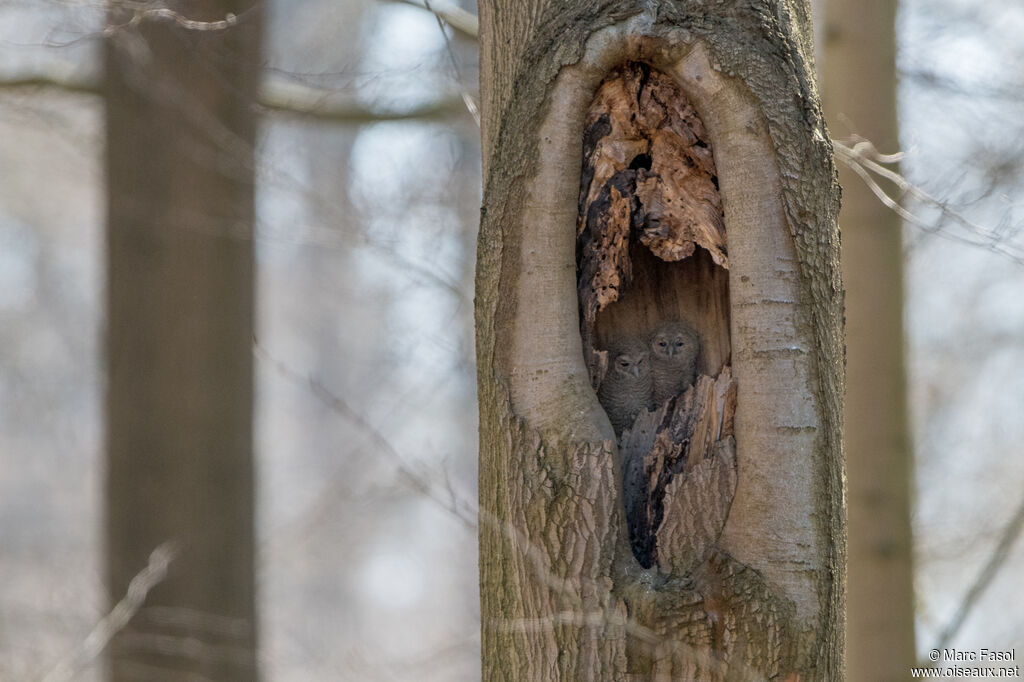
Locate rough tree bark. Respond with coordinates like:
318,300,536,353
104,2,260,679
820,0,917,678
476,1,844,680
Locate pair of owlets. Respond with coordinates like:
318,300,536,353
598,321,701,435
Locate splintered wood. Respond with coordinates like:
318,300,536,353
577,62,727,330
620,370,737,570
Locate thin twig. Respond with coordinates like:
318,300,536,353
423,0,480,126
932,493,1024,652
385,0,479,38
0,68,469,124
103,8,242,36
255,342,765,676
16,71,1024,270
39,542,178,682
252,341,478,530
833,138,1024,265
258,78,468,123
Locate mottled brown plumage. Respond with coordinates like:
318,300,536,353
649,321,701,405
597,339,653,436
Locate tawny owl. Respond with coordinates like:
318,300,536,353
649,321,701,405
597,339,654,436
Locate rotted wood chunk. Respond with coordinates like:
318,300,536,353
577,62,727,333
620,370,737,571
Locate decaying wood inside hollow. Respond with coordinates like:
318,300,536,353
620,370,737,570
578,63,727,382
596,247,730,376
577,62,735,572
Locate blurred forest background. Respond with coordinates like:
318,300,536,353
0,0,1022,680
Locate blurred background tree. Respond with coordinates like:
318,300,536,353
103,1,260,679
0,0,1022,679
819,0,917,678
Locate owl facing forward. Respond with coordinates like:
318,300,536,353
649,321,701,405
597,339,654,436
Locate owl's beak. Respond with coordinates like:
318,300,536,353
631,366,640,378
666,346,675,357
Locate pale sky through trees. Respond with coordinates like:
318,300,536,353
0,0,1022,679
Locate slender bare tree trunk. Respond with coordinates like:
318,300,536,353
476,1,844,679
820,2,917,679
104,3,260,679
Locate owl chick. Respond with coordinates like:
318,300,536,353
649,321,701,405
597,339,654,436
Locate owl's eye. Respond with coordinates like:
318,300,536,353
658,341,667,347
675,341,684,347
619,361,629,367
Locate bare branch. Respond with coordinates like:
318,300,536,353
252,342,478,530
39,542,178,682
103,7,242,35
834,137,1024,265
253,343,759,675
901,68,1024,104
0,67,471,124
384,0,479,39
258,77,469,122
423,0,480,127
931,493,1024,652
0,73,100,97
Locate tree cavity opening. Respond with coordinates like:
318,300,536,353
577,62,737,571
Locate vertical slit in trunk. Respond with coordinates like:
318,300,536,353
577,62,736,572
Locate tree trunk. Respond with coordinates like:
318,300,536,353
476,2,844,680
820,1,917,678
104,3,260,679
